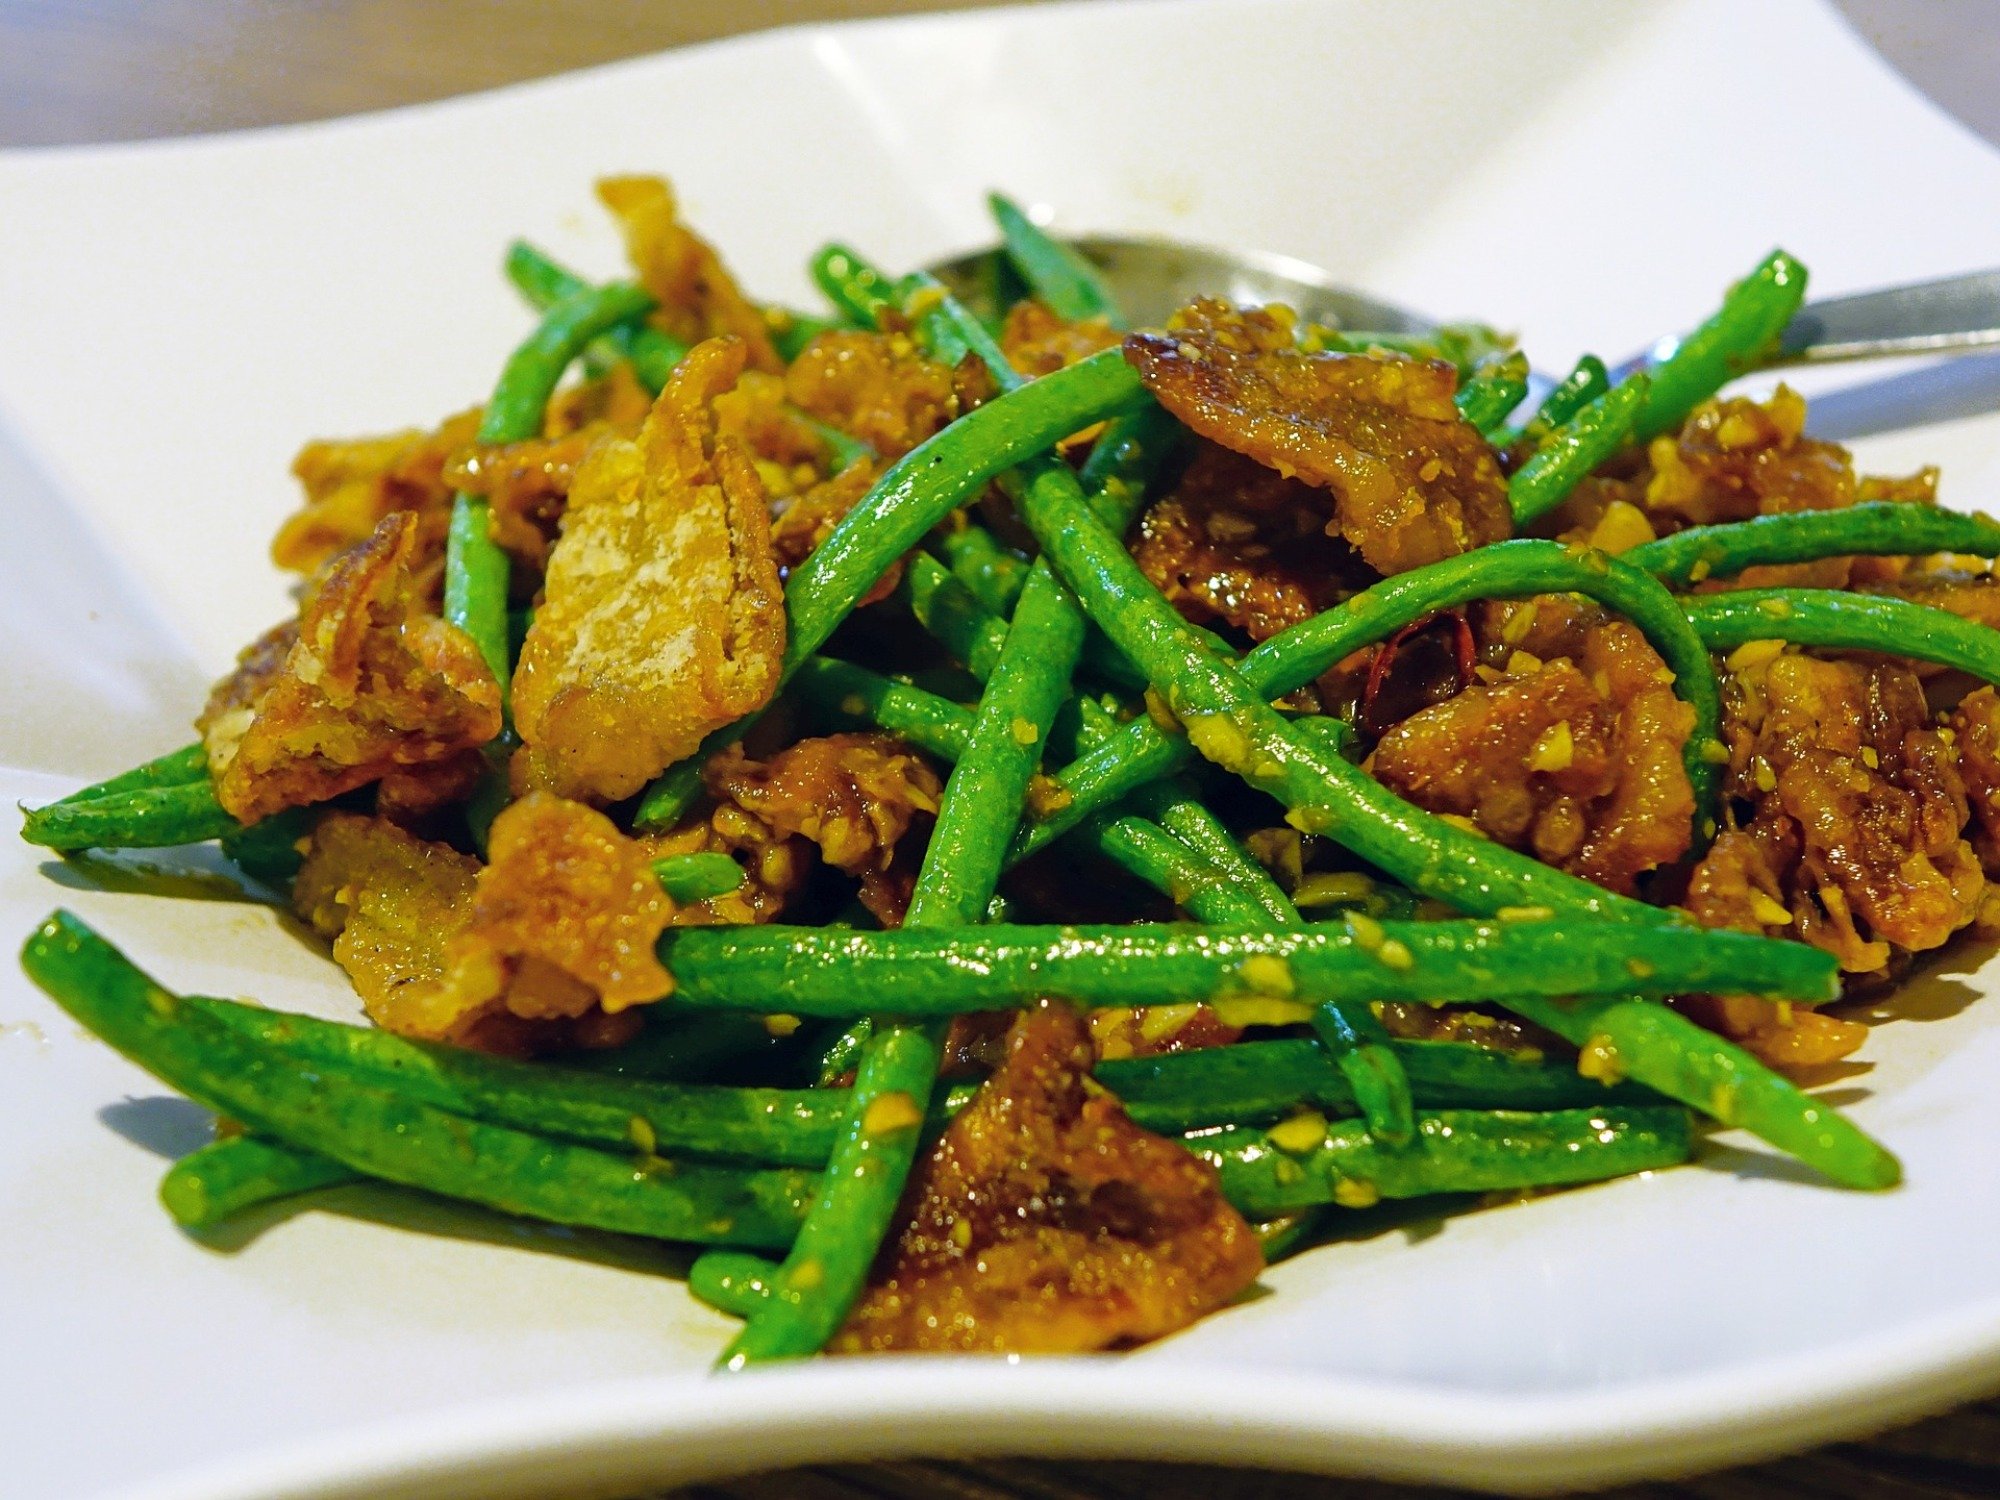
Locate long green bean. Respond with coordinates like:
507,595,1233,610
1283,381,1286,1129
690,1251,780,1319
185,992,844,1165
1685,589,2000,684
656,917,1834,1017
1013,489,1689,919
789,657,973,761
652,852,747,903
989,192,1122,325
21,782,237,853
1100,1036,1659,1132
1498,991,1898,1189
1636,249,1808,442
1454,351,1530,432
23,912,816,1247
53,743,207,806
1195,1106,1694,1217
937,526,1032,616
1087,813,1272,923
1509,374,1648,525
1530,354,1611,434
1628,505,2000,588
1006,466,1896,1186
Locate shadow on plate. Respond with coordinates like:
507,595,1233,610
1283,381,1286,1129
38,848,273,906
192,1177,703,1282
100,1095,216,1159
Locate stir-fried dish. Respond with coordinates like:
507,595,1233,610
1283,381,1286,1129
25,180,2000,1363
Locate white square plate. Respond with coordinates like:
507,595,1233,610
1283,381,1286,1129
6,2,2000,1495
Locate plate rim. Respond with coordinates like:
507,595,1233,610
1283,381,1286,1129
8,2,2000,1496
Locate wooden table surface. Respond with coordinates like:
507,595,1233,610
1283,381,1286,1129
4,2,1997,1495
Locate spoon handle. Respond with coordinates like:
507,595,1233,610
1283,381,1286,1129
1777,268,2000,364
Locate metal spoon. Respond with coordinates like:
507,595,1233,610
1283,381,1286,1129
929,233,2000,373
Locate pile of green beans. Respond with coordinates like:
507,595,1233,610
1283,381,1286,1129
31,204,1996,1375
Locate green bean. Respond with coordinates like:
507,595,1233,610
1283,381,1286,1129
184,992,844,1166
1012,539,1727,864
447,279,656,691
631,345,1150,829
937,526,1032,617
1124,779,1298,926
160,1136,356,1229
988,192,1122,325
652,852,746,903
1531,354,1612,433
21,781,238,853
1099,1036,1658,1133
690,1250,779,1319
1498,992,1898,1189
565,1011,790,1084
503,240,690,390
1685,589,2000,684
24,912,817,1247
54,743,207,805
1193,1106,1694,1218
1013,479,1675,920
1636,249,1808,442
1310,996,1414,1147
905,572,1085,927
1509,373,1649,525
811,244,899,328
721,1021,935,1365
219,805,315,887
789,657,973,762
1454,351,1530,432
657,916,1833,1018
1087,813,1271,923
903,552,1011,678
1628,504,2000,589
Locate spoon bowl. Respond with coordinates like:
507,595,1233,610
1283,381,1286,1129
928,234,1434,335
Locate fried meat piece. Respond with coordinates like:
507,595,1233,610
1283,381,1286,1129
291,811,480,1039
999,299,1121,377
444,364,656,569
769,458,881,579
511,336,786,803
1692,650,1981,977
1124,300,1509,576
834,1002,1262,1354
1951,687,2000,871
199,512,502,823
703,732,941,925
1131,440,1362,640
1644,388,1943,585
1086,1003,1242,1061
1369,622,1694,894
275,408,479,594
597,175,782,373
784,329,958,460
438,792,676,1025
